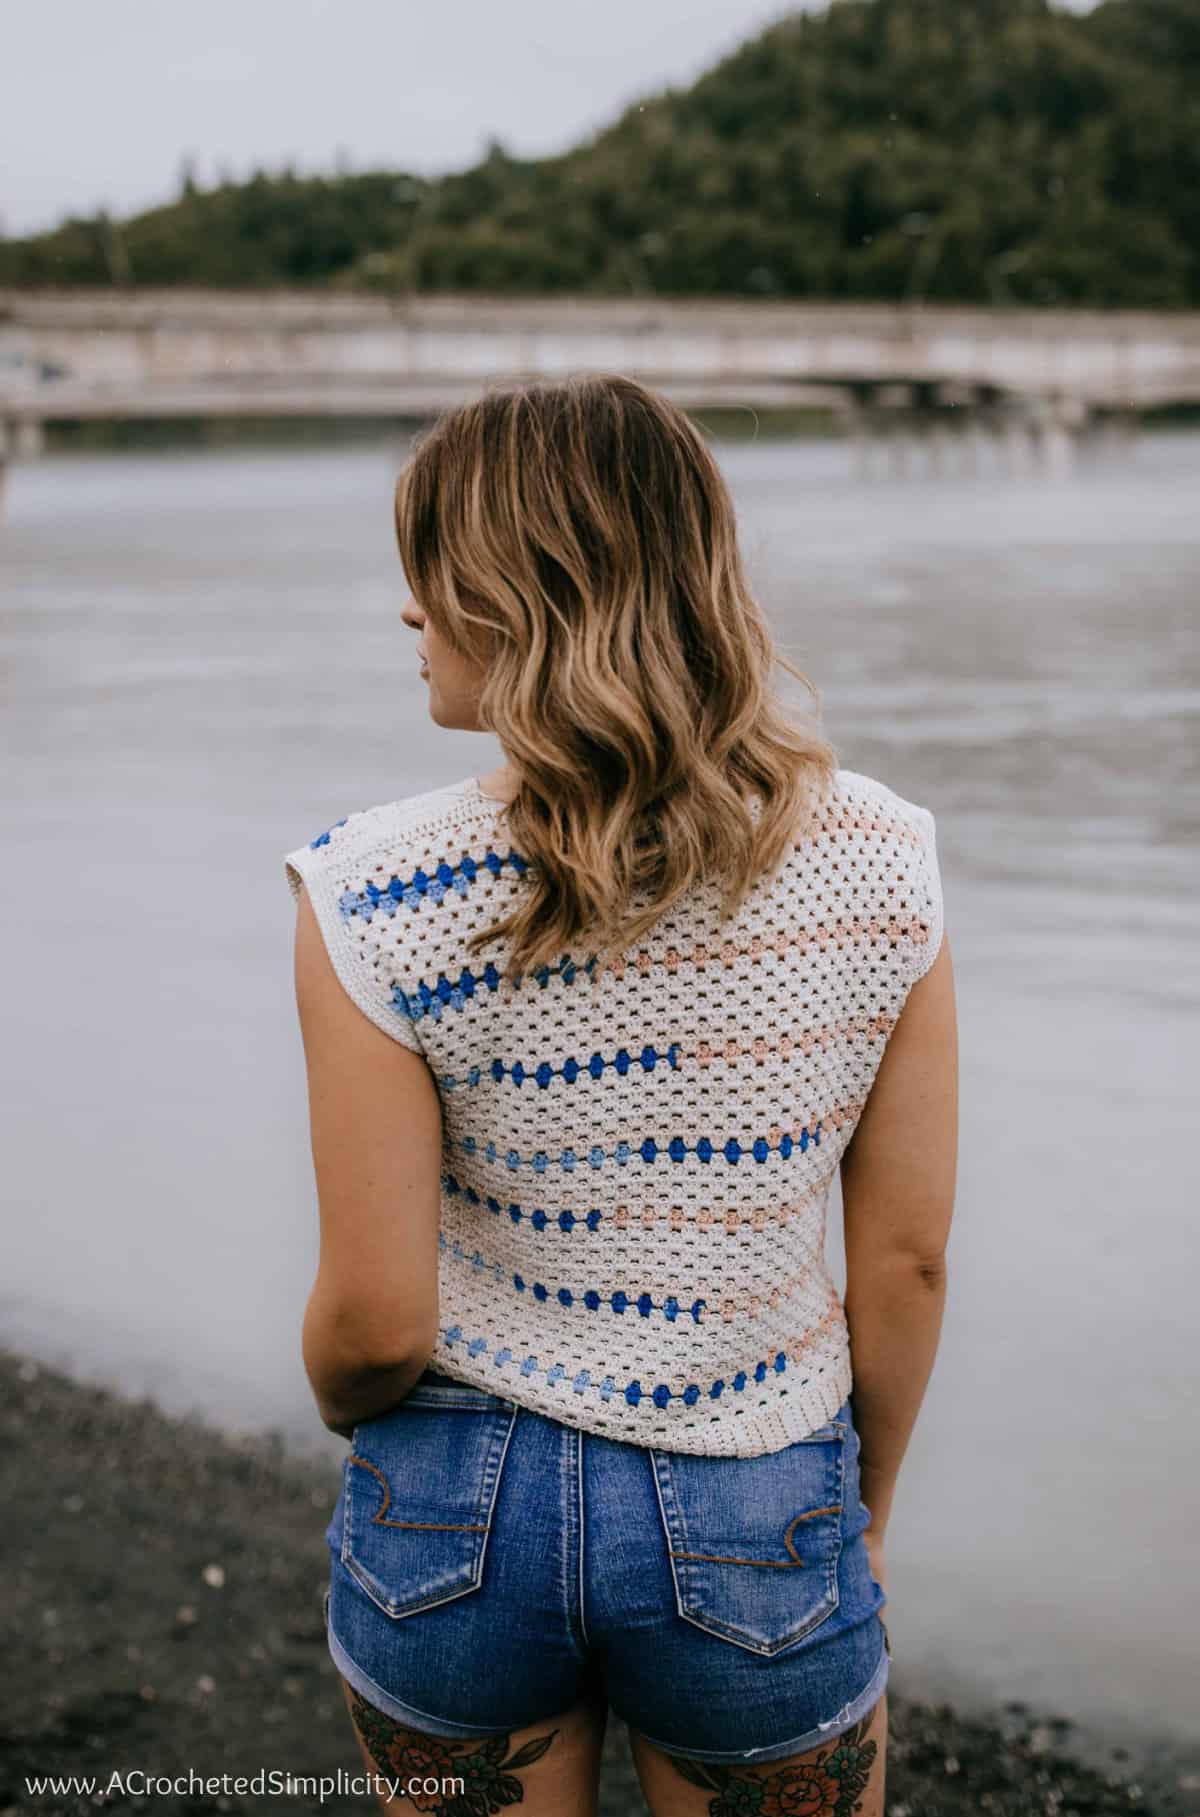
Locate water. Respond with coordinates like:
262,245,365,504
2,429,1197,1758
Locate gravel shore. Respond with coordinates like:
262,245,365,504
0,1348,1192,1816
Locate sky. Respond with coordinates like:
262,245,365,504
5,0,795,236
5,0,1097,238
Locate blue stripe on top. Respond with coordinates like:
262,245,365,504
335,847,528,921
440,1043,681,1091
438,1229,706,1323
449,1125,823,1172
443,1172,607,1232
440,1322,793,1410
391,951,601,1027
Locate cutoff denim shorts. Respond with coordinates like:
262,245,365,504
323,1368,890,1765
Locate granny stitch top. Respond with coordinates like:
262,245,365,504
284,767,943,1457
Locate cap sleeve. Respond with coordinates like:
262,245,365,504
898,803,945,987
284,815,426,1055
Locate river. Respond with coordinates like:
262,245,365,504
2,426,1197,1761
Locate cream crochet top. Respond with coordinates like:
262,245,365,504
284,767,943,1457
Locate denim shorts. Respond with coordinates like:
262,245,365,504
323,1369,890,1765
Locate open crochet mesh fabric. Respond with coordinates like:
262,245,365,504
284,767,943,1457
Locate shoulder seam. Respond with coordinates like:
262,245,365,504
293,781,496,864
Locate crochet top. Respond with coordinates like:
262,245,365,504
283,767,943,1457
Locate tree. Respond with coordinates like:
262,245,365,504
0,0,1192,305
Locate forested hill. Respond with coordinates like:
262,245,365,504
4,0,1197,306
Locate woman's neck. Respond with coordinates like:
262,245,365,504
476,763,519,805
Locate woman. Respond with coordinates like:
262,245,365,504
284,375,957,1817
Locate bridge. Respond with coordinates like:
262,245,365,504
2,290,1199,452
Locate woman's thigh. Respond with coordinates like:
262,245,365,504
630,1692,888,1817
339,1674,611,1817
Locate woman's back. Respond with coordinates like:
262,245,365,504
287,375,956,1804
285,761,942,1458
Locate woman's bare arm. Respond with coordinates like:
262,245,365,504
292,885,442,1436
840,935,958,1537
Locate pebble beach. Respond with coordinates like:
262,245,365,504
1,1348,1194,1817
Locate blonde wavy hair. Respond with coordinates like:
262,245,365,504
394,374,836,984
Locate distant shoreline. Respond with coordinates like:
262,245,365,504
27,403,1200,457
0,1346,1192,1815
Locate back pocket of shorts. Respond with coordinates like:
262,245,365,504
650,1412,848,1656
342,1383,518,1620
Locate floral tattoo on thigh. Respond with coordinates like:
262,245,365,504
347,1685,557,1813
665,1711,879,1817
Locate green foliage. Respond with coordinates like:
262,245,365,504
2,0,1194,305
1,172,430,289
